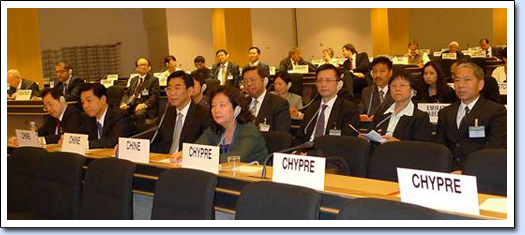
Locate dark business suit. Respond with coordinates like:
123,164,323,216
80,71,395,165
210,62,241,87
150,102,210,154
435,96,507,169
295,96,360,144
37,105,83,144
253,92,291,133
79,106,136,149
415,83,458,104
358,85,394,116
278,57,317,73
441,50,464,60
246,61,270,77
342,52,371,74
8,78,40,98
481,75,501,103
368,103,433,142
192,67,213,80
55,77,85,102
121,73,160,119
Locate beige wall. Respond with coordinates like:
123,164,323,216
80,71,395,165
37,8,149,77
408,8,494,51
143,9,169,72
166,8,215,71
296,8,372,61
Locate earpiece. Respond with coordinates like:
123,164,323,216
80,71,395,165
410,89,416,98
201,83,207,93
59,96,66,104
233,106,241,120
263,77,269,88
287,82,292,90
68,69,73,75
337,80,344,92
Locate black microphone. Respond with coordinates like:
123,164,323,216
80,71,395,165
261,141,315,179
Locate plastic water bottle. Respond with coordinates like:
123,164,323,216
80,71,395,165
29,121,39,147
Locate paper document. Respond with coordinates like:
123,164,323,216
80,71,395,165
239,165,263,173
362,130,387,143
157,158,172,164
479,198,507,214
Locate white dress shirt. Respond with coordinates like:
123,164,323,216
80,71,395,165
217,62,229,85
383,101,414,136
456,96,480,129
310,95,337,141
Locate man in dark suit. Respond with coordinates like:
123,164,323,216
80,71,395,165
295,64,360,144
436,62,506,170
247,46,270,76
150,71,210,154
358,56,395,119
79,83,135,149
342,43,371,98
451,59,501,103
242,65,291,133
54,62,85,102
192,55,213,80
120,57,160,126
7,69,40,99
278,47,317,73
210,49,241,87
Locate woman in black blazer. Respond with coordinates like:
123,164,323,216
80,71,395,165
367,70,433,142
415,61,458,103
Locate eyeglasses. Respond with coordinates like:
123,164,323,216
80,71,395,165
165,86,182,93
242,77,260,85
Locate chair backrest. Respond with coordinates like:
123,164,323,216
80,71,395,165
314,136,370,177
336,198,442,220
8,147,47,212
204,78,220,97
368,141,453,182
235,181,321,220
151,168,217,220
80,158,136,220
289,73,303,97
35,151,85,219
463,149,507,196
260,131,294,154
106,85,126,107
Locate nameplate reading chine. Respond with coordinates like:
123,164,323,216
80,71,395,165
272,153,326,190
100,79,114,88
498,83,507,95
106,74,119,81
397,167,479,215
15,90,32,101
442,53,457,60
16,129,39,147
118,138,150,164
182,143,220,174
417,103,451,124
61,133,88,155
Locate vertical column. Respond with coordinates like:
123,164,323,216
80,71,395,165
143,9,169,72
7,8,44,88
211,8,253,65
387,8,409,55
370,8,390,56
492,8,507,46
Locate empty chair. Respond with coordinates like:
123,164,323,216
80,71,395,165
7,147,47,219
368,141,453,182
34,151,86,219
80,158,136,220
235,181,321,220
260,131,293,154
463,149,507,196
314,136,370,177
289,73,303,97
106,85,126,107
151,168,217,220
337,198,442,220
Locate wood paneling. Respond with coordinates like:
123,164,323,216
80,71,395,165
493,8,507,46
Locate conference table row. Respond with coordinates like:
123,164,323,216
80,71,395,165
6,144,507,220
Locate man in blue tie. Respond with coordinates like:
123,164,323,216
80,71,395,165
78,83,135,149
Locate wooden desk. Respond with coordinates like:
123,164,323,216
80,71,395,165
7,101,48,137
7,145,507,220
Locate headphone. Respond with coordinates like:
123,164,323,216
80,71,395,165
286,82,292,91
263,77,269,88
233,106,241,120
59,95,66,104
201,83,207,93
337,80,344,92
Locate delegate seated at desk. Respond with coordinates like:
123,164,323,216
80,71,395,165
415,61,458,103
279,47,317,73
270,70,304,119
7,69,40,99
358,57,395,121
54,62,85,102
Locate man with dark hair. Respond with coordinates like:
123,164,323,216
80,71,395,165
342,43,371,99
54,62,85,102
451,57,501,103
295,64,360,144
242,65,291,133
162,55,181,78
436,62,506,170
79,83,135,149
120,57,160,126
358,57,395,120
191,70,208,107
210,49,241,86
278,47,317,73
150,70,210,154
247,46,270,77
7,69,40,99
193,55,212,80
479,38,501,58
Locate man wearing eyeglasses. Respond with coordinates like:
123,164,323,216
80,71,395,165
358,56,395,122
150,70,210,155
295,64,360,144
54,62,85,102
120,57,160,127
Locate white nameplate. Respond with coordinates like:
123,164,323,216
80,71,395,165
61,133,88,155
100,79,114,88
16,129,39,147
393,57,409,65
311,59,323,65
471,51,487,58
442,53,457,60
269,66,276,76
448,83,455,89
272,153,326,190
128,74,139,87
50,81,55,88
420,49,430,55
417,103,451,124
118,137,150,164
15,90,32,101
154,72,167,86
106,74,119,81
182,143,220,174
433,52,442,57
397,167,479,215
498,83,507,95
292,65,309,74
7,83,10,91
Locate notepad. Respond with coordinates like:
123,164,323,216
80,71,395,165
157,158,172,164
362,130,387,143
479,198,507,214
239,165,263,173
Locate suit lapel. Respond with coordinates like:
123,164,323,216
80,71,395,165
459,97,486,133
325,97,342,134
304,99,321,138
102,108,113,137
179,102,195,143
256,92,270,124
393,115,411,138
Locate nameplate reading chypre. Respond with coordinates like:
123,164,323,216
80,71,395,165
272,153,326,190
182,143,219,174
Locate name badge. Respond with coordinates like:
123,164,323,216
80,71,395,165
118,137,150,164
50,81,55,88
469,126,485,138
142,89,149,96
16,129,39,147
15,90,32,101
100,79,114,88
106,74,119,81
182,143,220,174
61,133,88,155
329,129,341,136
272,153,326,190
259,123,270,132
227,74,233,80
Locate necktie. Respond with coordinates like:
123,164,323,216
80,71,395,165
459,106,470,129
349,58,353,70
220,65,227,85
56,119,63,135
379,90,385,103
250,99,259,117
169,112,184,154
97,121,103,139
63,82,68,95
134,77,144,96
314,104,329,138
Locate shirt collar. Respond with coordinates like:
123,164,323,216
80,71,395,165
384,100,414,116
58,105,67,121
250,60,260,66
321,94,338,109
17,79,22,90
96,105,109,126
378,85,389,94
460,95,480,112
221,61,229,68
351,54,356,61
177,99,191,117
253,89,267,104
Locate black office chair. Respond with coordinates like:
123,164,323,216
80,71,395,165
314,136,370,177
7,147,47,219
34,151,85,219
289,73,303,97
80,158,136,220
204,79,220,98
463,149,507,196
235,181,321,220
260,131,293,154
336,198,442,220
106,85,126,107
151,168,217,220
368,141,453,182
